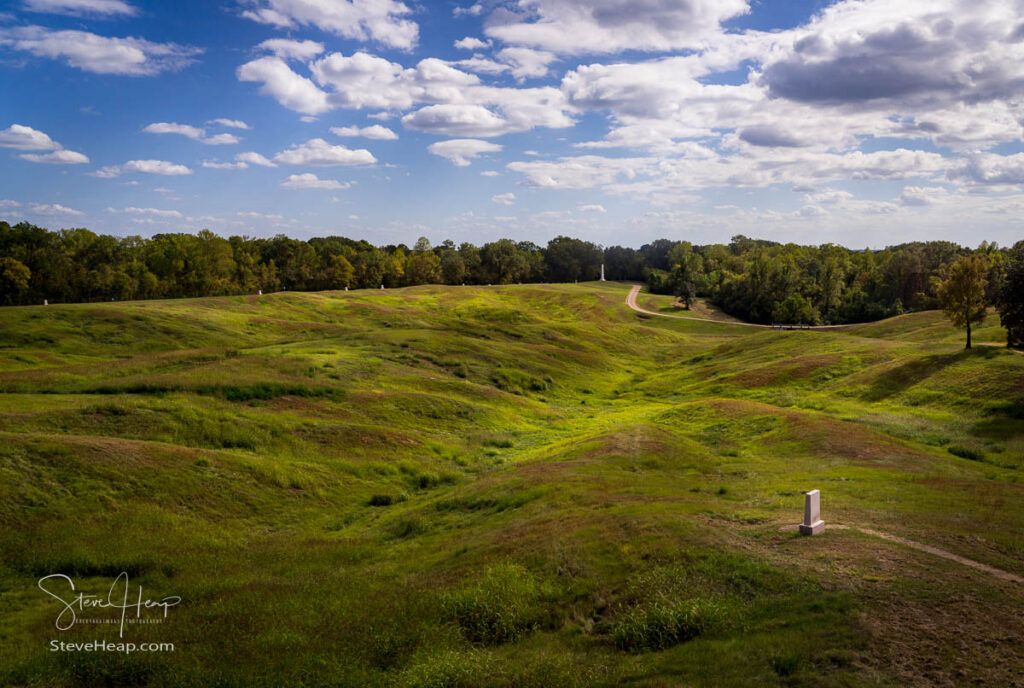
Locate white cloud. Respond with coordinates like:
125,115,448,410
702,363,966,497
428,138,502,166
92,159,192,177
453,3,482,17
202,160,248,169
454,36,489,50
256,38,324,60
237,57,331,115
208,118,250,130
492,192,516,205
273,138,377,166
29,203,83,216
281,172,351,189
1,124,88,164
496,47,556,80
22,0,137,16
20,149,89,164
0,200,22,208
330,124,398,140
240,50,575,137
579,204,606,212
0,124,58,150
899,186,949,206
0,26,201,75
242,0,418,51
143,122,240,145
949,152,1024,187
236,151,277,167
480,170,500,176
107,206,182,218
484,0,750,55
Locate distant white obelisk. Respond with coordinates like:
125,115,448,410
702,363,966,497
600,264,606,281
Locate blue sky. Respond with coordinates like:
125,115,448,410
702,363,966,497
1,0,1022,248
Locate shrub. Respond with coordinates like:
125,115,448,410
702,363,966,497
948,445,985,461
441,563,551,645
611,599,724,652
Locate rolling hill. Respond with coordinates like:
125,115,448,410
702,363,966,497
0,282,1021,688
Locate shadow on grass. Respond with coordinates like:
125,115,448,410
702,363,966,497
861,348,995,402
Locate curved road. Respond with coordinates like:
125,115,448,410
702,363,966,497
625,285,853,330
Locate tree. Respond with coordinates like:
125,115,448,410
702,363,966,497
0,256,31,304
936,255,988,349
996,251,1024,349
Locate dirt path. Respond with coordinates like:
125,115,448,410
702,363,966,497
783,524,1024,584
625,284,853,330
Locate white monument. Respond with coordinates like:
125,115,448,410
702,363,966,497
257,289,262,296
380,284,384,289
600,264,606,281
43,299,48,306
799,489,825,535
344,286,348,291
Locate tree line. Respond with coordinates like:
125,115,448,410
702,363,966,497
0,220,1020,346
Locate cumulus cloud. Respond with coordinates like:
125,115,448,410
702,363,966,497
1,124,89,164
236,151,277,167
948,152,1024,186
0,124,58,150
29,203,83,216
20,149,89,164
22,0,137,16
143,122,240,145
495,47,556,80
91,159,192,177
237,57,331,115
454,36,489,50
899,186,949,206
330,124,398,139
241,0,418,50
239,49,574,136
0,200,22,208
484,0,750,55
107,206,182,218
578,204,606,212
427,138,502,166
281,173,352,189
0,26,201,75
208,118,250,130
491,192,516,205
273,138,377,166
256,38,325,60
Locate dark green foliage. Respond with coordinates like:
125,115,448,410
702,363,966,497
611,599,725,652
996,247,1024,349
441,563,551,646
948,445,985,461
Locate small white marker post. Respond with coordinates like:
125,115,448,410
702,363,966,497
799,489,825,535
257,290,262,296
600,264,606,281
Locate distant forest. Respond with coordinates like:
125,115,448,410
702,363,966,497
1,220,1020,325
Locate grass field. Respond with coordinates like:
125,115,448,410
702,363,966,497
0,282,1021,687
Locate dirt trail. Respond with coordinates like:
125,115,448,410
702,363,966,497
783,524,1024,584
625,284,853,330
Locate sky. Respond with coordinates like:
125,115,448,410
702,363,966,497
1,0,1023,249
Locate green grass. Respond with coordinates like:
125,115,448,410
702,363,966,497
0,282,1021,687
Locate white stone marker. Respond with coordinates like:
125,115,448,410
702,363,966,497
43,299,48,306
600,264,606,281
257,290,262,296
799,489,825,535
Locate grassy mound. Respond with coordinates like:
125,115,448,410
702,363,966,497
0,282,1021,687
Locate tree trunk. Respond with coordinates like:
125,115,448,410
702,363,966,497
966,322,972,349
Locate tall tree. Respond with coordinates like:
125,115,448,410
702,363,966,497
996,250,1024,349
936,255,989,349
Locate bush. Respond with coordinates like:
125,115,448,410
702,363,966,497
441,563,551,645
948,445,985,461
611,599,724,652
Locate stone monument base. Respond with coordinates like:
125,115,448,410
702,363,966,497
799,520,825,536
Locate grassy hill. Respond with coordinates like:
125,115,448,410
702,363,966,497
0,282,1021,688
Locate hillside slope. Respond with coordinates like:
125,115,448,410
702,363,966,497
0,283,1021,688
